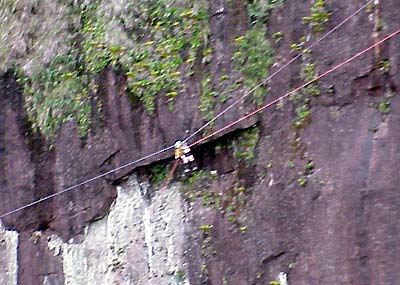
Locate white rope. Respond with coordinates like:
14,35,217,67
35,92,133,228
0,145,174,218
183,0,375,143
0,0,374,218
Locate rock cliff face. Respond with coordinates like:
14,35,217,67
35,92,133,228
1,0,400,284
46,177,189,285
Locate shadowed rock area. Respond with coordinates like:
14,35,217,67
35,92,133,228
1,0,400,284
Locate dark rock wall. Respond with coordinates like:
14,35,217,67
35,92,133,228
0,0,399,284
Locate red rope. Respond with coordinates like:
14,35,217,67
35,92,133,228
190,28,400,148
161,159,179,190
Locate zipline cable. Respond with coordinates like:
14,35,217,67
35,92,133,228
0,2,383,218
2,28,398,219
190,28,400,148
0,145,174,218
183,0,375,144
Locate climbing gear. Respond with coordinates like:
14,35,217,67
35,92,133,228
174,140,197,173
183,0,375,144
188,28,400,148
0,2,392,218
174,140,194,163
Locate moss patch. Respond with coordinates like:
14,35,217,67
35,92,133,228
121,1,210,114
233,28,273,106
7,0,210,138
148,164,170,184
246,0,285,25
302,0,331,34
199,75,217,122
233,126,260,166
18,52,92,137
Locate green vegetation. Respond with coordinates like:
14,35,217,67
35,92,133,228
297,176,307,187
286,160,295,169
199,224,213,231
290,39,320,131
239,226,247,233
379,59,391,74
294,104,311,130
184,170,206,186
15,0,210,137
17,2,106,138
302,0,331,33
234,126,260,166
15,0,280,135
201,190,221,210
377,101,390,115
366,3,376,13
174,269,186,283
149,164,169,184
272,31,285,43
289,37,318,132
247,0,285,25
123,1,210,114
181,168,249,229
305,161,314,172
19,52,92,137
199,76,217,122
301,62,317,81
81,3,112,75
224,185,248,225
226,0,279,107
290,43,303,52
233,29,273,105
300,62,320,97
199,0,278,121
179,131,259,231
220,74,230,81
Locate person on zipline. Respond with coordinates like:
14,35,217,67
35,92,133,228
174,140,197,173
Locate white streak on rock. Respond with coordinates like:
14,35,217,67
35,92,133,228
0,222,18,285
47,175,191,284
